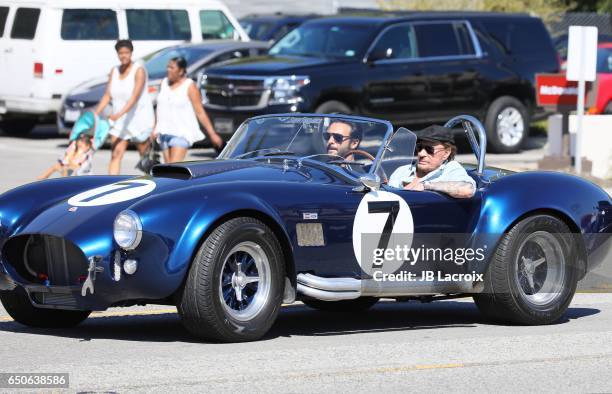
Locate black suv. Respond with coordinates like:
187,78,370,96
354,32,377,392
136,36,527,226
202,12,559,153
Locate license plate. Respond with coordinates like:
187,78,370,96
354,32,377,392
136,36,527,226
214,118,234,135
64,109,81,122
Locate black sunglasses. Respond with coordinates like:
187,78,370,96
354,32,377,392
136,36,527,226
416,142,444,155
323,132,352,144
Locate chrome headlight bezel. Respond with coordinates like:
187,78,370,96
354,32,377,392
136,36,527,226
265,75,310,105
113,210,142,250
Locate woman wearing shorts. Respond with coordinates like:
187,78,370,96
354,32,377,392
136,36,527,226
153,56,224,163
95,40,154,174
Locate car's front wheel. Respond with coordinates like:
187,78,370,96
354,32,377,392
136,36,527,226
474,215,579,325
178,217,285,342
0,287,91,328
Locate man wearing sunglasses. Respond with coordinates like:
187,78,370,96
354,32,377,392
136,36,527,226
324,120,362,161
388,125,476,199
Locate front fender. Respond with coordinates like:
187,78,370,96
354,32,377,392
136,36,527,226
128,183,290,297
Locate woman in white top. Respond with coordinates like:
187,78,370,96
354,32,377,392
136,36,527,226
94,40,154,174
153,56,224,163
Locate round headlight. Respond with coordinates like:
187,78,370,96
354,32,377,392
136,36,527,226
113,210,142,250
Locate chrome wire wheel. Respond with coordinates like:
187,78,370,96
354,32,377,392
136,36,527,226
219,241,271,322
514,231,566,307
496,106,525,147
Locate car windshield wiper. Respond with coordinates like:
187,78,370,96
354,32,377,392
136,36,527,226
261,150,295,157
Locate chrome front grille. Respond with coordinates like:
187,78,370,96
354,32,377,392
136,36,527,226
203,75,268,109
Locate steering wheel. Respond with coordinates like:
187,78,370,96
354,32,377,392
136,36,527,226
342,149,375,162
342,149,388,184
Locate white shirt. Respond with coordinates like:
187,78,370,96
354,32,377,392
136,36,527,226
388,160,477,189
155,78,203,146
109,62,154,138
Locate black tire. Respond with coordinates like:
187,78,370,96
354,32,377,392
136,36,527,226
178,217,285,342
0,119,37,136
484,96,529,153
302,297,379,312
0,287,90,328
315,100,352,114
474,215,579,325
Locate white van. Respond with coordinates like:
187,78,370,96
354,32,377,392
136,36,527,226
0,0,248,134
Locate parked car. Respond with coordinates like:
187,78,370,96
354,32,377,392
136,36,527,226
553,32,612,68
57,40,270,135
201,13,559,153
591,42,612,114
240,12,319,43
0,0,249,135
0,114,609,342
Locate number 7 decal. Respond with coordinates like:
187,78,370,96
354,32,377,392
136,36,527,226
368,201,400,251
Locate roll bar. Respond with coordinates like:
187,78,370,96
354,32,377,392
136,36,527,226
444,115,487,175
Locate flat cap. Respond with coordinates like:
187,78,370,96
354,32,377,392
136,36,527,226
415,125,455,144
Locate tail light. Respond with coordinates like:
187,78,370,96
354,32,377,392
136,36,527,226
33,62,43,78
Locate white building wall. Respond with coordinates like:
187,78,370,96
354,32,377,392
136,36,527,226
224,0,379,18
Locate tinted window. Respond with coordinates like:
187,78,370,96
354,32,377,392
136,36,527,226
240,20,274,40
10,8,40,39
0,7,8,37
127,9,191,40
482,20,511,54
61,9,118,40
597,47,612,73
414,23,463,57
454,23,475,55
200,10,235,39
508,20,553,55
371,24,417,59
270,23,375,59
145,46,213,79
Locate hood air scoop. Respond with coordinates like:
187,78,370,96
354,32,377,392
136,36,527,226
151,160,259,180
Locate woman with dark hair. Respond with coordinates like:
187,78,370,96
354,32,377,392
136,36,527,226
94,39,154,174
153,56,224,163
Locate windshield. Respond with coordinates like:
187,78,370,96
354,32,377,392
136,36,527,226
269,23,375,58
220,115,391,176
145,46,214,79
240,20,275,41
597,47,612,73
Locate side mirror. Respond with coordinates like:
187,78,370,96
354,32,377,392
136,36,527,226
358,173,381,191
367,47,393,63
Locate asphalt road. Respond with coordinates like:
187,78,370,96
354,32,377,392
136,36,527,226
1,295,612,392
0,125,611,392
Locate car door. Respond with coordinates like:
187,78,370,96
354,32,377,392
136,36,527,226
362,23,428,125
3,6,40,100
412,21,486,122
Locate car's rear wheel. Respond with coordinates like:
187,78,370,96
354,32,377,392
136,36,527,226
474,215,579,325
485,96,529,153
302,297,379,312
178,217,285,342
0,287,91,328
315,100,352,114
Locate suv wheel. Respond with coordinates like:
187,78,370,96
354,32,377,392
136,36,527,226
485,96,529,153
315,100,352,114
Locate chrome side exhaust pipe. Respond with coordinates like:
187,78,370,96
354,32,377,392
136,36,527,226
297,273,478,301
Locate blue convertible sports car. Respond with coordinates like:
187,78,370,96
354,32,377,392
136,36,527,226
0,114,610,342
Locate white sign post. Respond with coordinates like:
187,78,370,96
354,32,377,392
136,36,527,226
566,26,598,174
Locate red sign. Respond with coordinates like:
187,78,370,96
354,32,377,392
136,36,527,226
536,73,592,108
